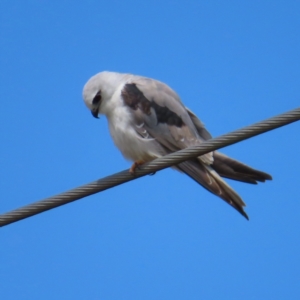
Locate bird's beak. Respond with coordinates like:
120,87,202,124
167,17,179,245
91,108,99,119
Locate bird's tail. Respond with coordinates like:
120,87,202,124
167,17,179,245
177,159,249,219
212,152,272,184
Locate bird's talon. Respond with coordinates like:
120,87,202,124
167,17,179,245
129,160,145,174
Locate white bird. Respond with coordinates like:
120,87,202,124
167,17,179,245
83,71,272,219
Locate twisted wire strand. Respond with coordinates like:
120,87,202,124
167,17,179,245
1,107,299,227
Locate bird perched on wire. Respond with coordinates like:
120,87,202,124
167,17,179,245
82,71,272,219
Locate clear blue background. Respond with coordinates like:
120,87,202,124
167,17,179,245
1,1,299,299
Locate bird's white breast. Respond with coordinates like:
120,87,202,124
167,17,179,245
103,87,160,162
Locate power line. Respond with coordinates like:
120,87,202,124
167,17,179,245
0,107,299,227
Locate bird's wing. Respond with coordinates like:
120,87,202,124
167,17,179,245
121,76,248,219
121,76,213,164
185,107,212,140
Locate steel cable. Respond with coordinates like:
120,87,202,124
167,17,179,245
0,107,299,227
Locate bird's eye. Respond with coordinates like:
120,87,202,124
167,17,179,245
92,90,102,105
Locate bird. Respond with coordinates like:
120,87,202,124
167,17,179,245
82,71,272,220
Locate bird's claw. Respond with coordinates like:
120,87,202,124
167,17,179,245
129,160,145,174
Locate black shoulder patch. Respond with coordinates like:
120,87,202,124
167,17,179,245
121,83,151,114
121,83,184,127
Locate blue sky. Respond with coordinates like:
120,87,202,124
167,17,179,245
0,1,299,299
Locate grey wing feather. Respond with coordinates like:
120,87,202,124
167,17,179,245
185,107,212,140
133,77,213,164
185,105,272,184
176,160,249,219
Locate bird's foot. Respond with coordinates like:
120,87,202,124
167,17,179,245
129,160,145,174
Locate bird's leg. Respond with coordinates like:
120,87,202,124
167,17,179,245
129,160,145,174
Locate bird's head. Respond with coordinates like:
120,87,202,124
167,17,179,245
82,71,124,118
